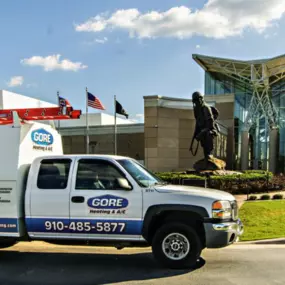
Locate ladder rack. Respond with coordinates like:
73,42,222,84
0,107,81,125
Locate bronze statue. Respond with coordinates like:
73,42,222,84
190,91,221,168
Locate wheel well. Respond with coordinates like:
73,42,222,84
145,210,206,247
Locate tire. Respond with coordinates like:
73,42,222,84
152,222,202,269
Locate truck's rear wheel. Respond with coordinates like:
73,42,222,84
152,222,202,269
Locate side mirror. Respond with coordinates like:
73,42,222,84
117,178,132,190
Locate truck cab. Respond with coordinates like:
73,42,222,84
25,155,145,241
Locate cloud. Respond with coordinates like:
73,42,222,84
135,114,144,118
75,14,108,32
74,0,285,39
21,54,88,71
196,44,200,49
7,76,24,87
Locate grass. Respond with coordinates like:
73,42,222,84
239,200,285,241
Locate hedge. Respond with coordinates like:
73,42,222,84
156,171,273,182
244,170,269,174
155,170,276,194
157,173,205,182
210,173,272,181
248,194,284,201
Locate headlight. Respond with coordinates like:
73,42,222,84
212,200,232,219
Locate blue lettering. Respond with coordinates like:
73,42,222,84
31,129,54,146
25,218,142,235
88,195,128,209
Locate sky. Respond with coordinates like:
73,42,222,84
1,0,285,122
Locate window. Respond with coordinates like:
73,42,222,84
37,159,71,189
75,159,128,190
117,159,164,187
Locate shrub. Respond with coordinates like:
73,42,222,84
244,170,269,174
210,172,272,182
260,194,271,200
272,194,284,200
155,171,275,194
248,195,257,201
156,172,271,182
155,172,206,183
271,175,285,190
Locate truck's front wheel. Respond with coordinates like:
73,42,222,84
152,223,202,269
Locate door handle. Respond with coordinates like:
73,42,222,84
71,196,85,203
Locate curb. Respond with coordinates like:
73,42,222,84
238,238,285,245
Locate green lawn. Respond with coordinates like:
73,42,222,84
239,200,285,241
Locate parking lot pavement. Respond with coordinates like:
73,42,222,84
0,242,285,285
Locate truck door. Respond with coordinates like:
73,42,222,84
69,158,143,240
26,158,73,238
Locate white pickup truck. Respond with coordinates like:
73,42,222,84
0,119,243,269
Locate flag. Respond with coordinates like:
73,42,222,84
116,100,129,119
87,92,105,110
58,96,71,107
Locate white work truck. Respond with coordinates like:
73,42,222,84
0,120,243,269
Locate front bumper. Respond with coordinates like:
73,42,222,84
204,219,244,248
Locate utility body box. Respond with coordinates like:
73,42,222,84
0,121,62,236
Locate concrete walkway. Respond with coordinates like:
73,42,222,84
234,191,284,208
240,237,285,244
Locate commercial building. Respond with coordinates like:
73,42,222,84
193,53,285,173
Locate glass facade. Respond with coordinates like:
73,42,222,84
205,72,285,172
272,79,285,171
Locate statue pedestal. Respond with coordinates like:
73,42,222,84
193,157,226,172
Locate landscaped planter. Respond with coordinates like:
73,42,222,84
155,170,284,195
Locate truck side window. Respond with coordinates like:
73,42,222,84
75,159,126,190
37,159,72,189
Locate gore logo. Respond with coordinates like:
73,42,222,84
87,195,129,209
31,129,54,146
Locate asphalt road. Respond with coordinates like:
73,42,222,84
0,242,285,285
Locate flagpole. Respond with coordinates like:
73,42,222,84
86,87,89,154
114,95,117,155
57,91,60,131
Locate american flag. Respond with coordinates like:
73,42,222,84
87,92,105,110
58,96,71,107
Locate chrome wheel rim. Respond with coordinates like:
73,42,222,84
162,233,190,261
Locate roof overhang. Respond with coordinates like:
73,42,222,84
192,54,285,85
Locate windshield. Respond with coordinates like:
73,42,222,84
117,159,166,187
